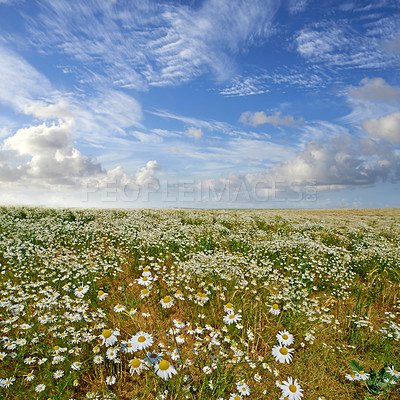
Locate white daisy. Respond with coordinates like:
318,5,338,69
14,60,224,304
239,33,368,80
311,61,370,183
93,355,104,364
129,358,145,375
35,384,46,393
97,290,108,300
223,313,242,325
71,361,82,370
160,295,174,309
24,371,35,381
106,347,119,360
99,329,119,347
276,330,294,346
130,331,153,351
137,276,152,286
140,288,150,298
387,365,400,378
224,302,235,314
54,370,64,379
106,375,116,385
272,344,294,364
280,376,304,400
155,359,177,380
113,304,125,313
345,372,359,381
269,303,280,315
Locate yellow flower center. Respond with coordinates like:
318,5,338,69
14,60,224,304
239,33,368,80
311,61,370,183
394,370,398,374
282,334,289,340
359,370,364,375
27,373,33,377
229,314,235,319
279,347,288,355
73,379,78,384
234,396,241,400
142,288,148,294
54,345,59,350
142,277,148,281
226,302,233,308
93,346,99,352
143,267,149,271
137,335,146,343
163,296,171,303
289,384,297,393
272,304,279,309
131,359,141,368
98,290,104,296
102,329,112,339
127,343,132,348
351,374,355,378
159,360,170,370
176,290,182,294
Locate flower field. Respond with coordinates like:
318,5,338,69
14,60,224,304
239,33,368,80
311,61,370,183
0,206,399,400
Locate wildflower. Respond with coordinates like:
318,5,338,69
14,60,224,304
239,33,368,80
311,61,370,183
276,330,294,346
54,370,64,379
345,372,359,381
129,307,137,315
93,345,100,353
229,394,242,400
224,302,234,314
254,372,262,382
35,384,46,393
106,347,119,360
269,303,280,315
160,295,174,309
93,355,104,364
140,288,150,299
272,344,294,364
280,376,303,400
73,379,79,386
38,357,47,365
137,276,152,286
106,376,116,385
203,366,212,374
387,366,400,378
155,359,177,380
71,361,82,370
237,382,251,396
99,329,119,347
75,285,89,298
1,377,15,388
145,351,163,365
142,266,152,276
175,334,185,344
130,331,153,351
130,358,145,375
357,370,369,381
223,313,242,325
174,289,184,300
113,304,125,313
24,371,35,381
97,290,108,300
170,349,181,361
24,356,36,364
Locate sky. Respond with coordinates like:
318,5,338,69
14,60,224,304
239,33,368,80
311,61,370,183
0,0,400,209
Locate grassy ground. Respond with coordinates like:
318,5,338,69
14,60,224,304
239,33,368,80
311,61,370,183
0,206,399,399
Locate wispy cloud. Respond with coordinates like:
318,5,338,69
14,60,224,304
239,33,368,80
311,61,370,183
239,111,304,127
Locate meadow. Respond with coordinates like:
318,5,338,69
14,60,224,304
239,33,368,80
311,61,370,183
0,206,399,400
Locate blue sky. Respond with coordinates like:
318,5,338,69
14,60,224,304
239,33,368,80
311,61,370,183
0,0,400,208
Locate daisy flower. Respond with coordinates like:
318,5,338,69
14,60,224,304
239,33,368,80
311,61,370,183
113,304,125,313
160,295,174,309
137,276,152,286
129,307,137,315
345,372,359,381
54,370,64,379
357,370,369,381
174,289,184,300
223,313,242,325
276,330,294,346
130,358,145,375
71,361,82,370
254,372,262,382
35,384,46,393
224,302,234,314
106,375,116,385
155,359,177,380
272,344,294,364
24,371,35,381
229,394,243,400
93,355,104,364
74,285,89,298
99,329,119,347
280,376,304,400
97,290,108,300
1,377,15,388
142,266,152,277
140,288,150,299
269,303,280,315
130,331,153,351
106,347,119,360
237,382,251,396
387,365,400,378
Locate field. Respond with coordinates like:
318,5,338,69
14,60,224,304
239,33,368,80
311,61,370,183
0,206,399,400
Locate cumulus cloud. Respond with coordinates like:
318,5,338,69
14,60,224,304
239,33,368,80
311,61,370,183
186,127,203,139
239,111,304,127
245,133,400,191
0,121,159,189
348,78,400,103
362,111,400,143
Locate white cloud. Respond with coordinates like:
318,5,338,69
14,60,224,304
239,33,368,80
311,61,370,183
245,133,400,191
362,111,400,143
23,0,281,87
186,127,202,139
135,160,160,187
239,111,304,127
348,78,400,103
